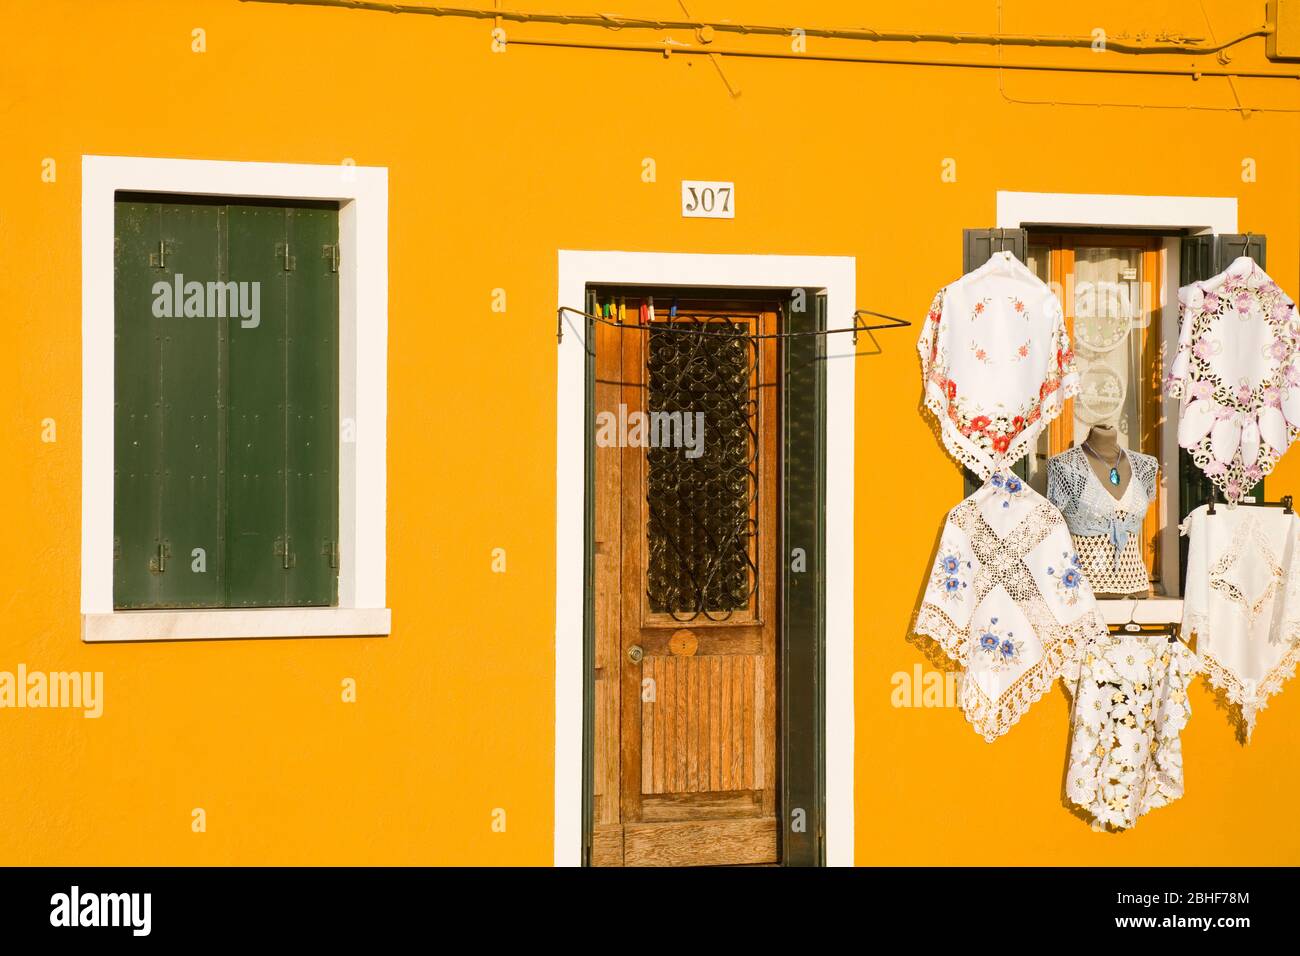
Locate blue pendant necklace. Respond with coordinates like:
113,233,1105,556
1083,441,1123,486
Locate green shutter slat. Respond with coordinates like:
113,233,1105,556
225,206,291,607
282,207,340,607
113,202,164,608
156,202,225,607
963,228,1029,272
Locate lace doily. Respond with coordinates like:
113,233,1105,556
1166,257,1300,504
918,251,1080,480
914,476,1108,741
1181,503,1300,740
1063,632,1200,830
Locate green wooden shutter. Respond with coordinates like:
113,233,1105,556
960,229,1030,496
963,228,1029,272
781,287,825,866
1177,233,1267,588
114,201,225,608
114,198,339,610
283,208,341,606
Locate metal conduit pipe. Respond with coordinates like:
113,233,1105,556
507,36,1300,81
240,0,1272,57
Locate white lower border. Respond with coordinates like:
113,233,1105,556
80,155,391,642
83,608,392,643
554,250,857,866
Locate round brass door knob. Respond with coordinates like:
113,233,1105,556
627,645,644,664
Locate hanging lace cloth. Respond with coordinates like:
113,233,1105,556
914,474,1109,742
1047,446,1157,593
1166,256,1300,504
1063,632,1199,831
1181,503,1300,740
918,250,1080,480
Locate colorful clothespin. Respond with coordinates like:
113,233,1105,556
638,301,648,325
618,297,627,325
669,297,678,319
648,296,656,324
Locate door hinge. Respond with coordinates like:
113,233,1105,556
322,540,340,569
149,240,171,270
322,243,340,273
148,540,170,574
275,241,296,272
274,536,297,569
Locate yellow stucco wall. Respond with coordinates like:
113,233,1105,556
1,0,1298,864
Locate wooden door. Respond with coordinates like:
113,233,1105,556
592,298,780,867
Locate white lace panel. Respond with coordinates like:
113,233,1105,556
914,477,1108,741
1166,257,1300,504
1181,504,1300,740
1064,633,1200,830
918,251,1080,480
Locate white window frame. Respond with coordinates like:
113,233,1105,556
554,250,857,866
81,155,391,642
997,190,1239,625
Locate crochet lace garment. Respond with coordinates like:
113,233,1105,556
1047,446,1157,594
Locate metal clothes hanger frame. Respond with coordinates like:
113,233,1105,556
555,304,912,344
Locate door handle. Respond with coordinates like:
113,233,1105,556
627,645,644,664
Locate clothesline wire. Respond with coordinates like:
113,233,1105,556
555,305,912,344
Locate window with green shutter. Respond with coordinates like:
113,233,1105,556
113,195,340,609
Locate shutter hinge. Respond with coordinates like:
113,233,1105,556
322,243,340,273
274,536,297,569
276,242,296,272
113,537,121,562
322,540,340,569
148,541,170,574
149,240,170,270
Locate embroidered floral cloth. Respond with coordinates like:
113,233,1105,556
919,251,1080,480
1181,503,1300,740
1167,257,1300,504
915,475,1109,741
1064,632,1199,830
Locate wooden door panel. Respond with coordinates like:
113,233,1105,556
623,819,778,867
594,298,779,867
640,654,765,794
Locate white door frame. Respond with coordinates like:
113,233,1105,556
554,250,857,866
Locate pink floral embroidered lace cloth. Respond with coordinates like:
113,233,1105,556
918,250,1080,480
1167,256,1300,504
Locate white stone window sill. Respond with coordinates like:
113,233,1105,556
1097,598,1183,627
82,607,391,643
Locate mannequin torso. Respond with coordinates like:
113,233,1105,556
1081,424,1131,499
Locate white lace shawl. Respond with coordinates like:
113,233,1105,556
1180,504,1300,740
1166,256,1300,504
914,476,1108,742
1063,632,1199,830
918,251,1080,480
1046,446,1157,559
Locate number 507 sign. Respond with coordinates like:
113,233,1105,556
681,180,735,219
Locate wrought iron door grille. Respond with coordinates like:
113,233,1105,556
645,316,760,621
